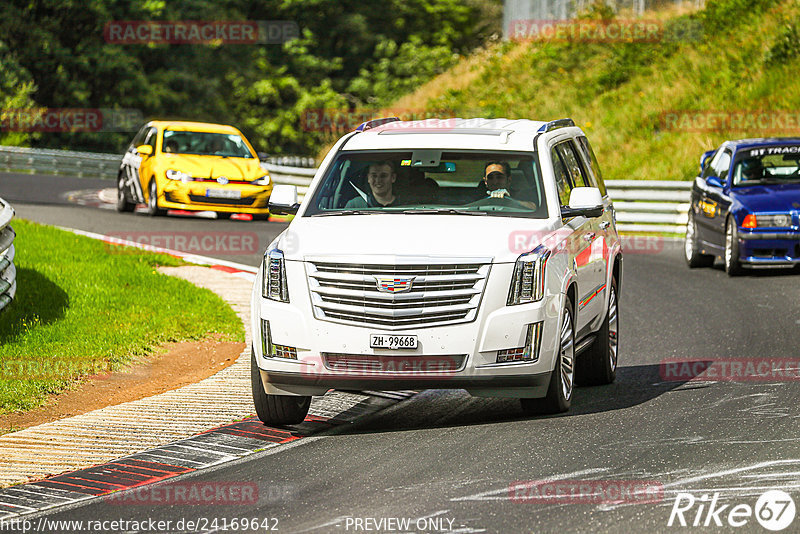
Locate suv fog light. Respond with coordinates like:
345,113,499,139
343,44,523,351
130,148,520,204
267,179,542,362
273,345,298,359
497,322,543,363
261,319,297,360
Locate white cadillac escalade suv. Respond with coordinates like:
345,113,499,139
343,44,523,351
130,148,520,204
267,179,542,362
251,118,622,425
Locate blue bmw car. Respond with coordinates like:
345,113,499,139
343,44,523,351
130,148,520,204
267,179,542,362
685,138,800,275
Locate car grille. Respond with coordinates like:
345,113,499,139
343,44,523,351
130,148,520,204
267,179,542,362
322,353,467,373
187,194,255,206
306,259,491,329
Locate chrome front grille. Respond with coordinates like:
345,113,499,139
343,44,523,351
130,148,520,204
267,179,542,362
306,259,491,329
322,353,467,373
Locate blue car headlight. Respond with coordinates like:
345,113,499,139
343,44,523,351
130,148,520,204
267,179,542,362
755,214,792,228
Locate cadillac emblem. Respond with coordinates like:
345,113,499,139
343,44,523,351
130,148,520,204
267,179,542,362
375,276,415,293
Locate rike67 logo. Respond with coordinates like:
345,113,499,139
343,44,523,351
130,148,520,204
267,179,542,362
668,490,796,531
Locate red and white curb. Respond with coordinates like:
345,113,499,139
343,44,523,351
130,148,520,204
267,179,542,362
59,227,258,281
0,391,415,520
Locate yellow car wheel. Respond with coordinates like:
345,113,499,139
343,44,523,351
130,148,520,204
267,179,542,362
146,179,166,217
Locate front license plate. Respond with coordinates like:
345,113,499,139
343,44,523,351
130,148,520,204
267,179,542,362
206,188,241,199
370,334,417,350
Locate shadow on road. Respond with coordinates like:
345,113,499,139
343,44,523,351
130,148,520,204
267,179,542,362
329,363,693,435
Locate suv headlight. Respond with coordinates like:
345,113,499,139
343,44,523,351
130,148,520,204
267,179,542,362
507,245,551,305
252,174,271,186
166,169,192,181
262,247,289,302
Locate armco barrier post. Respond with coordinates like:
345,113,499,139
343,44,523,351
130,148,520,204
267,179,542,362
0,197,17,314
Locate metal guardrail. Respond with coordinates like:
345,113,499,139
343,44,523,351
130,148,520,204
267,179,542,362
0,197,17,314
0,145,691,233
0,145,122,180
606,180,691,234
0,145,316,180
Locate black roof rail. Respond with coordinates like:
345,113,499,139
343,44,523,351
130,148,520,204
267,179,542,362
537,118,576,133
355,117,401,132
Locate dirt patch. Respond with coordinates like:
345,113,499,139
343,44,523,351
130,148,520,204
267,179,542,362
0,335,246,434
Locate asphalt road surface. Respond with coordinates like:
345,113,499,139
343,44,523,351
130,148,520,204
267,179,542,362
5,171,800,533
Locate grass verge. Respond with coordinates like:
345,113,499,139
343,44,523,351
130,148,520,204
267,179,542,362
0,219,245,415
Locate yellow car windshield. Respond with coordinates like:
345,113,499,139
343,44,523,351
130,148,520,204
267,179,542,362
163,130,254,158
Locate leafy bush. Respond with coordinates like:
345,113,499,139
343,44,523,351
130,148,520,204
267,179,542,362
765,18,800,65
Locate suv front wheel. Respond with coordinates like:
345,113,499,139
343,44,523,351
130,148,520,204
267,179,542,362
521,294,574,415
251,348,311,426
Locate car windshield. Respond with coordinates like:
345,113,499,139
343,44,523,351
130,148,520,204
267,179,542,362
304,151,548,218
732,145,800,186
162,130,254,158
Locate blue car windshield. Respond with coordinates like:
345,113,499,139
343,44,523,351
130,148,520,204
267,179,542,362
732,145,800,186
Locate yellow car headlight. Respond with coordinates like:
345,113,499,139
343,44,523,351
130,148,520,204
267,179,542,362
252,174,271,186
166,169,192,181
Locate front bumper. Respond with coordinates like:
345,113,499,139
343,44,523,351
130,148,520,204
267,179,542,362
738,230,800,266
161,181,271,213
250,261,564,398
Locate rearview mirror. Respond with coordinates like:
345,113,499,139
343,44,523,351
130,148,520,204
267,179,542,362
406,161,456,172
269,184,300,215
136,145,153,156
706,176,723,188
561,187,604,219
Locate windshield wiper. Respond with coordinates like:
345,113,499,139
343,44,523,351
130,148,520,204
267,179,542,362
401,208,488,215
312,210,377,216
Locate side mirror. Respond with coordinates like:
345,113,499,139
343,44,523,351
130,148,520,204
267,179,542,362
699,150,716,172
269,184,300,215
706,176,723,188
561,187,604,219
136,144,153,157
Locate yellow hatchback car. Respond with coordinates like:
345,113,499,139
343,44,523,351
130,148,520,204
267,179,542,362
116,120,273,218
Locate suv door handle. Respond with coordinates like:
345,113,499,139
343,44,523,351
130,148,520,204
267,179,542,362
599,221,610,230
583,232,596,241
